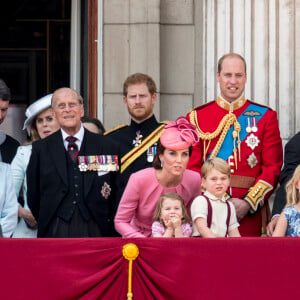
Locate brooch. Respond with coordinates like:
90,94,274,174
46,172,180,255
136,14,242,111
247,153,258,168
133,130,143,147
101,182,111,199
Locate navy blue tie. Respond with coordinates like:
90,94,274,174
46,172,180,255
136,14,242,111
66,136,78,161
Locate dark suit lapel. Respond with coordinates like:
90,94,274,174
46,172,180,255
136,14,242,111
83,130,101,198
47,131,68,186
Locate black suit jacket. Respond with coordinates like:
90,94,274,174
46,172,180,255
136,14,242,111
272,132,300,216
27,129,121,237
0,134,19,163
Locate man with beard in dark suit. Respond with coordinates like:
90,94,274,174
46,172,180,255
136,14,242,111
27,87,121,237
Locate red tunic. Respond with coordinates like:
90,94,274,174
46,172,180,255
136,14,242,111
187,97,283,236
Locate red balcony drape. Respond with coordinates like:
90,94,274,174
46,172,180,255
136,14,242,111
1,237,299,299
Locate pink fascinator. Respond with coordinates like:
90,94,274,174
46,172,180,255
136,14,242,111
160,117,199,150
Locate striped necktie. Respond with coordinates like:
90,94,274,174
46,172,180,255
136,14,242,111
66,136,78,161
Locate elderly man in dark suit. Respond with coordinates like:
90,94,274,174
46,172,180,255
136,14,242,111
27,87,121,237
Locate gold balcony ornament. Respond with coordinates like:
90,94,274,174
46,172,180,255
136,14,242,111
122,243,139,300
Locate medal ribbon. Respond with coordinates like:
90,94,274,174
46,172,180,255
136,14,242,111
121,123,166,173
211,103,268,161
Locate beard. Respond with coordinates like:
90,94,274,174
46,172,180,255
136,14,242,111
128,105,153,122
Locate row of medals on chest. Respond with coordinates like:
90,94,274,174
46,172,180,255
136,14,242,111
78,156,119,172
233,117,260,169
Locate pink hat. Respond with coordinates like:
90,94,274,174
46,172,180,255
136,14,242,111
160,117,199,150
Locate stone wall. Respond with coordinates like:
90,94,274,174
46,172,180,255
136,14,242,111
103,0,160,129
102,0,300,145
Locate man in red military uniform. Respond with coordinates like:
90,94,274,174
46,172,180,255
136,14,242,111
187,53,283,236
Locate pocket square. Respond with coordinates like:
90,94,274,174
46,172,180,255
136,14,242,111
97,171,109,176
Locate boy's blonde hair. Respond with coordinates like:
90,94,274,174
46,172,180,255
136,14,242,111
153,192,190,224
285,165,300,206
201,157,231,179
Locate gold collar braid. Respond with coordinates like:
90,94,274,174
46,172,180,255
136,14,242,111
190,110,241,165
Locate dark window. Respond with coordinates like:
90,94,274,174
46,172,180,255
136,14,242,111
0,0,71,105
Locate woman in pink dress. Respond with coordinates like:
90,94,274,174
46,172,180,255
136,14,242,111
114,117,202,237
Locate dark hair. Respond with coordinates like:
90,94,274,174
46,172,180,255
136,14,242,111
0,79,11,101
123,73,157,96
81,116,105,134
217,53,247,74
152,140,193,169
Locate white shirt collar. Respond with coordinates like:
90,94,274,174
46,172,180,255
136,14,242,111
61,124,84,150
204,191,227,203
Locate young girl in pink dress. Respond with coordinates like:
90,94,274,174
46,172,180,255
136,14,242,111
152,192,192,237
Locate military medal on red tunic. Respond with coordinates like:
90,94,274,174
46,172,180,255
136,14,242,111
246,118,252,133
245,133,260,150
245,117,258,133
247,153,258,168
251,117,258,132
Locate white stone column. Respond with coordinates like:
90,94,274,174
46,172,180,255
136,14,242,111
194,0,300,143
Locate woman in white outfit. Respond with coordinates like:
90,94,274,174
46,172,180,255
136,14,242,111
11,94,60,237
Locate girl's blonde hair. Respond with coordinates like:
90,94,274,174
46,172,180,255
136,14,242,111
201,157,230,179
153,192,190,224
285,165,300,206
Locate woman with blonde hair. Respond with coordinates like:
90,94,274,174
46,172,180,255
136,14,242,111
11,94,60,237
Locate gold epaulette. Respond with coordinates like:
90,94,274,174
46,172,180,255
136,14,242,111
160,120,168,125
244,180,273,211
104,124,128,136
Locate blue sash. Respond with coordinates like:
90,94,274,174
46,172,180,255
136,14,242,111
210,103,268,161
